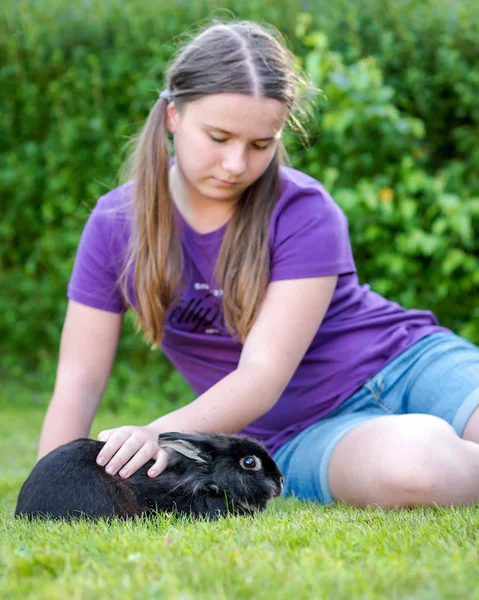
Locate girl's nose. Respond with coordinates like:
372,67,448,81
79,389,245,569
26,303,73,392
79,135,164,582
222,145,247,177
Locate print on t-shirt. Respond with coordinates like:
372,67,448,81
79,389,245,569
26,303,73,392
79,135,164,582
166,282,228,336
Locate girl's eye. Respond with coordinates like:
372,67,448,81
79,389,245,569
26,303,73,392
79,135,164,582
240,456,262,471
210,135,227,143
209,135,270,151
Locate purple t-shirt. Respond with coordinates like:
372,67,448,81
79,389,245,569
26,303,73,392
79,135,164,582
68,166,448,455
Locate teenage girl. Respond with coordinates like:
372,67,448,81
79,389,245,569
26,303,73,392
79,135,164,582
37,21,479,509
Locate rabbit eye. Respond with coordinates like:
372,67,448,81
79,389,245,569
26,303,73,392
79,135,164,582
240,456,262,471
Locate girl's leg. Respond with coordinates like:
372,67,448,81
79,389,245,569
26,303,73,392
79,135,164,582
326,332,479,508
328,413,479,509
274,334,479,508
462,406,479,443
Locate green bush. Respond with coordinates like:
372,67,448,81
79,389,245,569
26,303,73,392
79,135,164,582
288,12,479,341
1,0,478,409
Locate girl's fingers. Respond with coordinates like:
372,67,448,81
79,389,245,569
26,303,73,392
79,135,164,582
95,427,168,477
97,430,113,442
147,448,170,478
118,444,166,479
96,428,135,469
103,435,148,476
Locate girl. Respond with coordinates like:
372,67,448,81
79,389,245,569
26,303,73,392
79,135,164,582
38,20,479,509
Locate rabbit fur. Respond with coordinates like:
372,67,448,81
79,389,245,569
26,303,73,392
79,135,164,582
15,432,284,520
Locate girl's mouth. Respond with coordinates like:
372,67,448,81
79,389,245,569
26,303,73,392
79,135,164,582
213,178,238,187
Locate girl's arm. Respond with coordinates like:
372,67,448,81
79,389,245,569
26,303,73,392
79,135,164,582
37,300,123,459
97,275,338,478
152,275,338,431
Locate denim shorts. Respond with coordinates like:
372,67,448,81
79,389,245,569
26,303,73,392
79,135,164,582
273,332,479,504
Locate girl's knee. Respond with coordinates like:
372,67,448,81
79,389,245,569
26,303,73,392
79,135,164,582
330,414,471,508
373,417,470,506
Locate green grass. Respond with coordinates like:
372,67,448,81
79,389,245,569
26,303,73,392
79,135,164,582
2,405,479,599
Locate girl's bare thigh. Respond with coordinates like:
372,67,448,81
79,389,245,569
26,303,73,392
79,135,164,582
328,412,479,509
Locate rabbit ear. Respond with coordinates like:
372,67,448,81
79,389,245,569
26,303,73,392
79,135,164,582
157,439,209,464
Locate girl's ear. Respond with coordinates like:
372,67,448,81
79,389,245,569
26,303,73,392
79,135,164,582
165,102,179,134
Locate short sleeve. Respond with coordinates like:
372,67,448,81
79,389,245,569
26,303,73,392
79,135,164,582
269,174,356,281
67,198,127,313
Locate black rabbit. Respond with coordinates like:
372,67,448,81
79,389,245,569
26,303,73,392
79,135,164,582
15,432,284,520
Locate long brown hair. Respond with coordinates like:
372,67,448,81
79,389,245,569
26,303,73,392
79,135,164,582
120,20,304,346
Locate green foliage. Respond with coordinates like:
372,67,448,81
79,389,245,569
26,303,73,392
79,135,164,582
288,6,479,341
1,0,478,408
0,0,303,406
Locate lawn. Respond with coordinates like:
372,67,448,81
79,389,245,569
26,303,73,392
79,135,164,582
2,405,479,599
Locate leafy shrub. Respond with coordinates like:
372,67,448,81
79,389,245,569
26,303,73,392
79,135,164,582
289,10,479,342
1,0,478,409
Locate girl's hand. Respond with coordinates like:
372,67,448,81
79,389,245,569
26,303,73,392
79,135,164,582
96,425,169,479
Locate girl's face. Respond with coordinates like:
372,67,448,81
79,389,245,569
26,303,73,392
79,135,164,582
166,93,289,209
